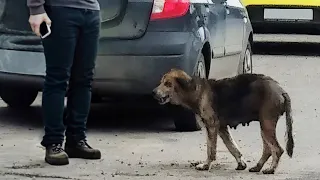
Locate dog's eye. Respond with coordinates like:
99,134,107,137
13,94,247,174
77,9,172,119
164,81,172,87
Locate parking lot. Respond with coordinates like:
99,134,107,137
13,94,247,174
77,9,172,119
0,35,320,179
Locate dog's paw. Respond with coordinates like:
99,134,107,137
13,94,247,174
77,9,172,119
249,166,262,172
262,168,275,174
235,161,247,170
195,163,209,171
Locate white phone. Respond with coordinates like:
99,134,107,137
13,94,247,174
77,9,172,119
40,22,51,39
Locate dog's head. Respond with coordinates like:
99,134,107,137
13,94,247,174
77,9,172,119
153,68,196,105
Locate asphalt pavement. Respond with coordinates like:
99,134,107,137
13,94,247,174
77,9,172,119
1,35,320,180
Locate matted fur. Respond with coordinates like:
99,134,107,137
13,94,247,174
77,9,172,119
153,69,294,174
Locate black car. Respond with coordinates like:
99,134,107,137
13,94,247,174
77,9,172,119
0,0,253,131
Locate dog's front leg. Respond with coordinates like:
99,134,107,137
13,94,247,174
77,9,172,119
219,126,247,170
196,119,219,171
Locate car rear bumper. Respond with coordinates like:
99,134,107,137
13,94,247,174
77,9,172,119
0,31,199,95
92,54,187,95
246,5,320,34
0,54,185,95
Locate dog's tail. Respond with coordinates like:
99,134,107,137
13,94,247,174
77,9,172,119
283,92,294,158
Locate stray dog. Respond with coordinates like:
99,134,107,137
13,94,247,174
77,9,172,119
153,69,294,174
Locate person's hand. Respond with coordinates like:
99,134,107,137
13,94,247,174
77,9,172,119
29,13,52,37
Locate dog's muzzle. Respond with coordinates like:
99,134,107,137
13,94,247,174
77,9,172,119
152,89,169,105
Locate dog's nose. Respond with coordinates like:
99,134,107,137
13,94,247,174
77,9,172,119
152,89,157,97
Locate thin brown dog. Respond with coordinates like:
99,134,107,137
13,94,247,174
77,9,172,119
153,69,294,174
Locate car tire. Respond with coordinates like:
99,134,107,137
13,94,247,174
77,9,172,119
0,87,38,108
241,42,253,74
172,54,206,132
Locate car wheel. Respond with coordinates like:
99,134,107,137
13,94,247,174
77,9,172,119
172,54,206,132
242,42,253,74
0,86,38,108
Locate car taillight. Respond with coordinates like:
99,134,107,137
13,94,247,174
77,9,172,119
150,0,190,21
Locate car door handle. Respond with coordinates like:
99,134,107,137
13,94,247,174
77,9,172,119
222,1,230,15
243,17,248,23
204,4,210,13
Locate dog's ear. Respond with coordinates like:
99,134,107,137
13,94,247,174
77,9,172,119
175,77,196,91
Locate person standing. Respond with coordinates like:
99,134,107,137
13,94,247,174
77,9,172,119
27,0,102,165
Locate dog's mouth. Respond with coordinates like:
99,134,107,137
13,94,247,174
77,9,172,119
156,95,170,105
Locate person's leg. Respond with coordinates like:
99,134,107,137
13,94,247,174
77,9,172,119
41,6,82,165
64,9,101,159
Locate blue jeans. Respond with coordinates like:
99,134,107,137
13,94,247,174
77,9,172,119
40,6,101,147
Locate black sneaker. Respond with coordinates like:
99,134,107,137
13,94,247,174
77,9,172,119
45,144,69,165
65,140,101,159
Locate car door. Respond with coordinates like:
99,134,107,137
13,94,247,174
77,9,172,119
223,0,246,73
205,0,226,59
205,0,230,79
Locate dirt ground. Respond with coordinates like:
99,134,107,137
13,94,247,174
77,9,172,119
1,39,320,179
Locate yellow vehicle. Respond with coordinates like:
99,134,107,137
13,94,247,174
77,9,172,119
241,0,320,34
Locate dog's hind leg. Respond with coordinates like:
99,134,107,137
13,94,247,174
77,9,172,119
219,126,247,170
260,119,284,174
196,120,219,171
249,130,271,172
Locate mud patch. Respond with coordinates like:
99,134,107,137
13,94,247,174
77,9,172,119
0,171,80,179
146,161,238,178
8,163,45,169
111,171,157,177
170,161,229,170
147,161,231,172
190,161,201,167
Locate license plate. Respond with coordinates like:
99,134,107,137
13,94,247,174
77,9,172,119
264,8,313,21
